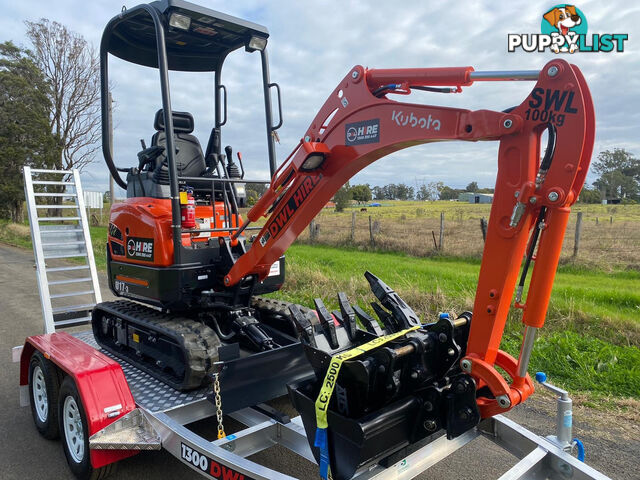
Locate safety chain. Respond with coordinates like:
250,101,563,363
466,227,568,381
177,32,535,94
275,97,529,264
213,372,225,439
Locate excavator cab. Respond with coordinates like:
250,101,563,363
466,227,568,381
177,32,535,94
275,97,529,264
100,0,285,310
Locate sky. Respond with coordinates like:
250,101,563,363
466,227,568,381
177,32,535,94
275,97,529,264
1,1,639,195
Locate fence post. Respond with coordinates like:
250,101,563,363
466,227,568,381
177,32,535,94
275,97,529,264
610,215,613,224
595,217,599,225
573,212,583,258
350,211,356,242
369,215,375,247
310,219,318,243
439,212,445,250
480,217,488,242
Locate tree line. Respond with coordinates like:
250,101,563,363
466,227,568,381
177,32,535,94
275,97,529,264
1,20,101,221
326,148,640,210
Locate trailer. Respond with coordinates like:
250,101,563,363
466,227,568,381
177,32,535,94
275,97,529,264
14,165,609,479
12,2,610,477
14,325,610,480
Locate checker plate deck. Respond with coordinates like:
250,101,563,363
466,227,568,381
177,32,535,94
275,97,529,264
74,331,208,413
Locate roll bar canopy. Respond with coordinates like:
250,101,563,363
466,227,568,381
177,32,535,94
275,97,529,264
104,0,269,72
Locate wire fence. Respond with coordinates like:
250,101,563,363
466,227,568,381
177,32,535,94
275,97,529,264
296,206,640,270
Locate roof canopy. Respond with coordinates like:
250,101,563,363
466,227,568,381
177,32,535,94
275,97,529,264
103,0,269,72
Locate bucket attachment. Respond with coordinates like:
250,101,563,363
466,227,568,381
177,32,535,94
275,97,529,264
287,272,480,480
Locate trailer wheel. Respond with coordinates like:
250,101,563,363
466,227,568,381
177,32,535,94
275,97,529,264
28,351,60,439
59,376,117,480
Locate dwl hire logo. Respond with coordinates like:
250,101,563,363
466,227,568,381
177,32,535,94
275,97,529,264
508,4,628,53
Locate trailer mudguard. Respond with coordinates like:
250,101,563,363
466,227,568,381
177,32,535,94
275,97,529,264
20,332,138,468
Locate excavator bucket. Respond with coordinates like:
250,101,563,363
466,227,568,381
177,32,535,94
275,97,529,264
287,272,479,480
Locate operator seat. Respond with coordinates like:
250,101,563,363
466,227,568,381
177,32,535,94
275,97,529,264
126,110,208,198
151,109,207,183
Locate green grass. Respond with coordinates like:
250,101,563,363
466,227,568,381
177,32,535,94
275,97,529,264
270,244,640,399
2,221,638,400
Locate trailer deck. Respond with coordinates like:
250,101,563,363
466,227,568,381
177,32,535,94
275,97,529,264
61,331,609,480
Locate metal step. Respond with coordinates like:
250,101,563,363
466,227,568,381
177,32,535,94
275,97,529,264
31,180,74,186
48,277,92,286
50,290,95,299
43,253,87,260
40,228,83,233
37,217,81,221
54,317,92,327
35,205,78,209
46,265,90,272
51,303,96,314
42,241,86,247
34,192,77,197
29,168,73,174
90,409,161,451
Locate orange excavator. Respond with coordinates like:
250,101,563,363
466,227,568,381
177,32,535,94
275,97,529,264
91,1,594,478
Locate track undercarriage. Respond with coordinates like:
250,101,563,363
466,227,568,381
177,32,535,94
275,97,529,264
92,296,319,391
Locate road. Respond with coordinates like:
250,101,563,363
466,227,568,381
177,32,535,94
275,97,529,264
1,243,636,479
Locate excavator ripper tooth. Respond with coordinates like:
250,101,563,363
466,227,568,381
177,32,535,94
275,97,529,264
371,302,398,333
353,305,383,337
288,304,317,347
313,298,340,349
364,271,421,329
337,292,357,341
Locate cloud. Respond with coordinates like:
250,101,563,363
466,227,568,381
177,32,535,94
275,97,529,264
1,0,638,194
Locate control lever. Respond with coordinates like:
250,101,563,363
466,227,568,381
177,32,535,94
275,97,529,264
225,145,242,179
236,151,245,179
137,145,165,170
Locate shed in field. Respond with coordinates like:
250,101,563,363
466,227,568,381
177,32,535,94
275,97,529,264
458,192,493,204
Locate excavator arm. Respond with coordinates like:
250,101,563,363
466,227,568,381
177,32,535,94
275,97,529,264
227,59,595,417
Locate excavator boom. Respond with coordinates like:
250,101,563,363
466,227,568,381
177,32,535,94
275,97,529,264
226,59,595,415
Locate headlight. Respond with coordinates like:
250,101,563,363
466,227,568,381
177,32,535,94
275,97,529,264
169,12,191,31
246,35,267,52
300,153,326,171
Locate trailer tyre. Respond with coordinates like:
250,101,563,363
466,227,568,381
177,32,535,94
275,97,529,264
58,376,116,480
28,351,60,439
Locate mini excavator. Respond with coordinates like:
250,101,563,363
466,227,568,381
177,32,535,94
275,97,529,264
95,1,594,478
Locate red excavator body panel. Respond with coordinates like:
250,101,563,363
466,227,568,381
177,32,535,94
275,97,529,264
108,198,242,268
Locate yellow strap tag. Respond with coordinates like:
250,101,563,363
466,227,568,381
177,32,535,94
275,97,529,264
179,191,188,204
314,325,420,429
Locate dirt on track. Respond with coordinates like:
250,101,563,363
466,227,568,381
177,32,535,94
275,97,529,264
0,243,637,479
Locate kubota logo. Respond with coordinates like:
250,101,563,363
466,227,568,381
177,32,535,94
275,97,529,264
391,110,441,131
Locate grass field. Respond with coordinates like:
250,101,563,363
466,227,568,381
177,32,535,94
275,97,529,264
1,200,638,406
299,201,640,270
271,244,640,401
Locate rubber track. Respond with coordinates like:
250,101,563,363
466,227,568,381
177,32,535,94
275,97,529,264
250,296,320,334
92,300,220,391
